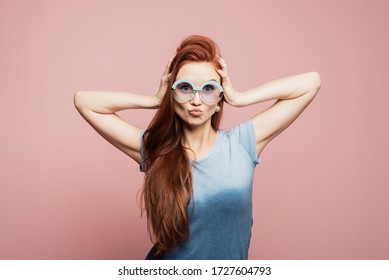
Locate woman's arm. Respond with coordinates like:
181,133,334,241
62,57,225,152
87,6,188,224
216,58,321,155
74,91,159,164
74,52,176,164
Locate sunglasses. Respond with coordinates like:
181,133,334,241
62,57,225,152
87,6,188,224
172,79,224,104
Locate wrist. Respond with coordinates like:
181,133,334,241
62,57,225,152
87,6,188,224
226,91,243,107
152,95,162,108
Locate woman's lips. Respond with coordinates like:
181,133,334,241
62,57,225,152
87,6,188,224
188,109,202,116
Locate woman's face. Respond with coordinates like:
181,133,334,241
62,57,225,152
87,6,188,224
173,62,221,128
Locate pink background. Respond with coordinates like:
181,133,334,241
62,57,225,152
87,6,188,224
1,0,388,259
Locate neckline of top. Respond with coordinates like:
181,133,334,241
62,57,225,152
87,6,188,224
190,130,221,165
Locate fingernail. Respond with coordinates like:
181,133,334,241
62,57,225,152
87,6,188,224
176,46,180,51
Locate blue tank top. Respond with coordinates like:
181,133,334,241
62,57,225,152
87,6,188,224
140,119,260,259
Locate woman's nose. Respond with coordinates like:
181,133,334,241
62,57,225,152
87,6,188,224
190,91,202,105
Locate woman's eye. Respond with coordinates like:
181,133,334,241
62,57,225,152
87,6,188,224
178,84,192,92
203,85,215,92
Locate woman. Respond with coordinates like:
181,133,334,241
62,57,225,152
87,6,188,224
74,34,321,260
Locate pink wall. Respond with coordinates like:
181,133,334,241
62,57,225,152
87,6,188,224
1,0,388,259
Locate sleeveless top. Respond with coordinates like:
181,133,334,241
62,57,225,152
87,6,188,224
140,119,260,259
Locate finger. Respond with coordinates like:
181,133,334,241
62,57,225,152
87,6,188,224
168,50,177,63
218,57,228,74
163,51,177,75
216,68,228,80
218,56,226,65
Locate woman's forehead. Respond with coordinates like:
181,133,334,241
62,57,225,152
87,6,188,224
176,62,220,84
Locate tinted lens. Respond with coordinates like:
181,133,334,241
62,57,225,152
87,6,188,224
174,81,193,102
200,83,221,103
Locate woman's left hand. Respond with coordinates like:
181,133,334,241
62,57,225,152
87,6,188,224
216,57,241,106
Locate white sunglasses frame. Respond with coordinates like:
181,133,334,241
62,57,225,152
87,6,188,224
171,79,224,104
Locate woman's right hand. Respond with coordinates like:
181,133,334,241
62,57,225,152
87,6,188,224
155,50,178,103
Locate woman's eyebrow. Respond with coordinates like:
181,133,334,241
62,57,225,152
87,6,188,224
202,79,218,83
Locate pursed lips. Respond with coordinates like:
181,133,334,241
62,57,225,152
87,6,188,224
188,109,203,116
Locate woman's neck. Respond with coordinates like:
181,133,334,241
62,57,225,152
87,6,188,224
182,122,217,161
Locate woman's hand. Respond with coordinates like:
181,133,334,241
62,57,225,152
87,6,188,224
155,50,177,103
216,57,241,106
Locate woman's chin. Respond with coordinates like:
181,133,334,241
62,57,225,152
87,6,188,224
182,117,210,128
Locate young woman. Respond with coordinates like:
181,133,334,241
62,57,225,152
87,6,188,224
74,35,321,260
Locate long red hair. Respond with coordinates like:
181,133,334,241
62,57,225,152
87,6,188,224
141,35,223,256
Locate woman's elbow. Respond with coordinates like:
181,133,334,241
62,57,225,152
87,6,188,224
309,71,322,90
74,91,87,110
